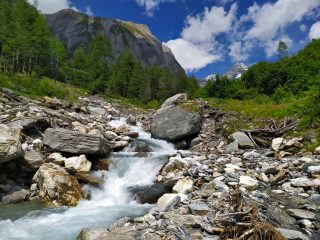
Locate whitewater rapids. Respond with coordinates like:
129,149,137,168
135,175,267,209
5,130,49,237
0,118,175,240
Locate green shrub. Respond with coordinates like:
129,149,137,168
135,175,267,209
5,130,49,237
147,100,160,109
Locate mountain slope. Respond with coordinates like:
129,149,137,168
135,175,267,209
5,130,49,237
45,9,184,75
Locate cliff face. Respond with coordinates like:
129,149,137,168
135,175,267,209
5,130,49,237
45,9,184,75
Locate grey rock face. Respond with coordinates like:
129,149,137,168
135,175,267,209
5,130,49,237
277,228,309,240
2,189,30,204
44,128,112,156
128,182,172,204
226,140,239,153
0,124,23,163
151,106,202,142
188,202,210,216
231,132,255,149
8,117,50,131
45,9,184,75
23,149,44,169
161,93,187,108
266,205,296,228
287,209,316,220
86,107,106,116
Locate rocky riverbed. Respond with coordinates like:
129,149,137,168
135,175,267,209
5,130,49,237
0,90,319,240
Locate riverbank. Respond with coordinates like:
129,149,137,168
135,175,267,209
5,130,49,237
0,90,319,239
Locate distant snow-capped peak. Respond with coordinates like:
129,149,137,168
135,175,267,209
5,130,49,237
201,62,248,84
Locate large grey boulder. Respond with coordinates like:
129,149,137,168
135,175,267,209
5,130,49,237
0,124,23,163
44,128,111,156
231,132,255,149
151,106,202,142
33,163,85,206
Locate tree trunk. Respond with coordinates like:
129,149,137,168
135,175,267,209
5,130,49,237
22,58,26,73
12,49,15,72
28,57,32,75
16,49,20,72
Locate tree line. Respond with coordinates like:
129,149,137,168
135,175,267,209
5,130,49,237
199,40,320,126
0,0,199,104
201,40,320,102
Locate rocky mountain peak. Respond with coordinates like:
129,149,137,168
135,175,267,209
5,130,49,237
45,9,184,75
225,62,248,79
201,62,248,85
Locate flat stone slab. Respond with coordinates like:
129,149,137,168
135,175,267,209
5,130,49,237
287,209,316,220
44,128,112,156
231,132,255,149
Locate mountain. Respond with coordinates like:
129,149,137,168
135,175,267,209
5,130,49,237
225,63,248,79
45,9,184,75
200,62,248,85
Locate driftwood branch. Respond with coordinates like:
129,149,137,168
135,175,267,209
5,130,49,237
240,119,297,147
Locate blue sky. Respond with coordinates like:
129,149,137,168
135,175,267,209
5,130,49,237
34,0,320,79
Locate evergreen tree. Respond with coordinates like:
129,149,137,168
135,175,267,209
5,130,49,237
277,40,288,59
109,50,136,97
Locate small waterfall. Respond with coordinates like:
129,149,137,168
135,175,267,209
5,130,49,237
0,119,175,240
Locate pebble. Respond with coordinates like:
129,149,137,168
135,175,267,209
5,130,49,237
239,176,258,189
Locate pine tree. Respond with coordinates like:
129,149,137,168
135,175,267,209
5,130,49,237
277,40,288,59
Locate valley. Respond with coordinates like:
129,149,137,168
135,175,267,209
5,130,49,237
0,1,319,240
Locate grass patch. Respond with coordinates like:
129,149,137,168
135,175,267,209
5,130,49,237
205,96,320,148
179,101,202,113
0,73,86,101
205,97,303,119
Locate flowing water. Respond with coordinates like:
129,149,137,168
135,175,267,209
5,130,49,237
0,118,175,240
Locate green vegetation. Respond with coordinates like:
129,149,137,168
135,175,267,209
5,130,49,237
200,40,320,146
0,0,199,106
0,73,85,100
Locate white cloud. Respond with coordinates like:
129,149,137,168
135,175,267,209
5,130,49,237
135,0,175,16
229,41,251,62
28,0,70,14
245,0,320,41
181,3,237,44
85,6,93,16
309,21,320,39
165,38,221,72
167,0,320,72
28,0,93,16
214,0,235,6
165,4,237,72
299,24,307,32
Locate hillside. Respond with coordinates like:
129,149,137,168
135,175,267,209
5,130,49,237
0,0,198,105
45,9,184,75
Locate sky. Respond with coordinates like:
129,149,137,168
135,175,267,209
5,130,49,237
32,0,320,79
